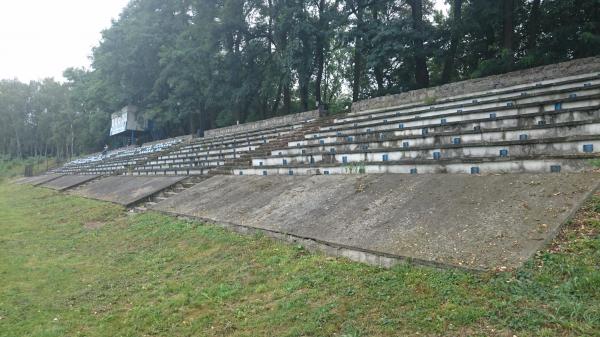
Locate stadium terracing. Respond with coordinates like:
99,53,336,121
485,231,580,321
17,56,600,271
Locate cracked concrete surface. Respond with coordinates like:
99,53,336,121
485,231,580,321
16,174,64,186
41,175,100,191
71,176,185,206
152,173,599,270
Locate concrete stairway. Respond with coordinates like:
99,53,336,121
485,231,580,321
133,175,210,212
213,117,336,175
67,175,104,193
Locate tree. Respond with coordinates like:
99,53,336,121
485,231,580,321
408,0,430,88
525,0,541,55
0,80,29,158
440,0,463,84
502,0,515,53
3,0,600,160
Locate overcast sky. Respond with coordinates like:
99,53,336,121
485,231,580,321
0,0,129,82
0,0,448,83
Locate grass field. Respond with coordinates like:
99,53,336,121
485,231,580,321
0,181,599,337
0,157,57,180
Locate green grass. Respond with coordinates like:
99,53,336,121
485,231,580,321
0,157,57,181
0,181,599,337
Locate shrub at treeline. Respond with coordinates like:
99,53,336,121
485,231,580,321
1,0,599,159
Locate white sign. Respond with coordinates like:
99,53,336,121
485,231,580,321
110,110,128,136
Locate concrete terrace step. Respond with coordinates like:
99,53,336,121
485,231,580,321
295,108,600,147
274,120,600,156
251,136,600,168
302,106,600,146
335,85,600,125
131,169,209,176
337,77,600,125
133,177,210,211
235,154,600,176
141,159,226,168
347,72,600,118
309,94,600,139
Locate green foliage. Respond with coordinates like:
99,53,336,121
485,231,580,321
0,77,103,160
0,156,55,180
343,161,366,174
1,0,599,158
589,158,600,168
423,96,437,105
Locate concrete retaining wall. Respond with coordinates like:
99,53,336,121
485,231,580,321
152,173,599,270
352,56,600,113
205,110,320,138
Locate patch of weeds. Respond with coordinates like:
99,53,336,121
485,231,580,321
344,161,366,175
591,196,600,212
341,323,363,337
423,96,438,105
587,158,600,168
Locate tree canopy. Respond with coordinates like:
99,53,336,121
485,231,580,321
1,0,599,159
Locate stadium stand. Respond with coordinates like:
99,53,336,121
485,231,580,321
237,72,600,175
28,56,600,270
129,116,323,176
53,136,188,175
50,56,600,178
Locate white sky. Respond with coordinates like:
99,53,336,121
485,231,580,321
0,0,448,83
0,0,129,82
433,0,449,15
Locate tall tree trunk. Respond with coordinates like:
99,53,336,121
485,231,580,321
314,0,326,106
189,111,196,135
44,144,48,170
373,7,385,95
266,0,276,117
283,83,291,114
315,39,324,105
352,40,364,102
374,66,385,95
271,79,283,116
502,0,515,52
483,22,496,59
280,25,291,115
70,122,75,160
352,0,365,102
14,127,22,159
299,30,311,111
441,0,463,84
322,61,330,103
299,76,310,111
409,0,430,89
261,97,269,119
526,0,541,55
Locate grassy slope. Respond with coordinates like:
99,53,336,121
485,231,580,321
0,157,57,180
0,181,599,337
